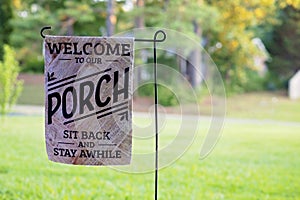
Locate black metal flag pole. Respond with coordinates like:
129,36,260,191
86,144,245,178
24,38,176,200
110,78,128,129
40,27,166,200
135,30,166,200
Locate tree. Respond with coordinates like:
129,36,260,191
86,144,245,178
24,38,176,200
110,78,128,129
0,0,13,60
10,0,97,72
130,0,219,87
0,45,23,116
264,5,300,86
206,0,278,92
57,1,95,36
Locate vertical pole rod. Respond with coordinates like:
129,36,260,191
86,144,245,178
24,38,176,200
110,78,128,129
153,37,159,200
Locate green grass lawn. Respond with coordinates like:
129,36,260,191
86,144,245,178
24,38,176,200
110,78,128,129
0,116,299,199
225,91,300,122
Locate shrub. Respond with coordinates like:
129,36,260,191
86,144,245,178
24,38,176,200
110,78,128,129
138,84,179,107
0,45,23,115
21,56,44,73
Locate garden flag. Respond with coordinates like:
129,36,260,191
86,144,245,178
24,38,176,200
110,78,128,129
44,36,133,165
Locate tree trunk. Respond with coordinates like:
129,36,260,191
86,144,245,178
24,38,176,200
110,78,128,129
177,49,186,75
65,18,75,36
106,0,116,36
186,20,202,88
134,0,145,98
135,0,144,28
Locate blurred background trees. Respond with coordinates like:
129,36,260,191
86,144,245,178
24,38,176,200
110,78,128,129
1,0,299,93
265,5,300,86
0,0,13,61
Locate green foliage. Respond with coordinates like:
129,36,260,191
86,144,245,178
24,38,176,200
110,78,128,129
0,45,23,115
243,69,267,92
10,0,104,73
206,0,278,93
138,84,179,106
265,6,300,82
0,0,13,60
9,3,57,73
225,69,269,95
7,0,300,94
20,55,44,73
158,86,179,106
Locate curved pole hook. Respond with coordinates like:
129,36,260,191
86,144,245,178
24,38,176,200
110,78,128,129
153,30,167,43
134,30,167,42
40,26,52,38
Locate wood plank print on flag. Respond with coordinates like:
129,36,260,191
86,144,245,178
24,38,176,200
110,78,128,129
44,36,134,165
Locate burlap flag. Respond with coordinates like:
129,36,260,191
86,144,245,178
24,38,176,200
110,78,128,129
44,36,133,165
